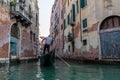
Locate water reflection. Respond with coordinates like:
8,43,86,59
40,66,56,80
55,62,120,80
0,63,10,80
0,61,120,80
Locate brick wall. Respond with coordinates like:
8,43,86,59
0,4,10,58
20,29,36,58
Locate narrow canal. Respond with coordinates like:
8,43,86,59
0,60,120,80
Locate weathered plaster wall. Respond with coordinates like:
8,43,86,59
20,29,36,58
0,4,10,58
0,1,39,60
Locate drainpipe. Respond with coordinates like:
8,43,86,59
79,2,82,42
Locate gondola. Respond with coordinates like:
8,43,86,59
39,49,55,66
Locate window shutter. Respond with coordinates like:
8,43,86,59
72,4,76,22
83,19,87,28
67,14,70,25
64,19,66,29
80,0,84,8
80,0,87,8
85,0,87,6
76,0,79,13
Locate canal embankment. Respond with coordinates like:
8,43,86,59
56,56,120,65
0,57,120,67
0,58,38,67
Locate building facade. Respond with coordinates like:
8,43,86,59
50,0,120,61
0,0,39,63
50,0,61,54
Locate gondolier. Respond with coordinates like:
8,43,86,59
40,35,55,66
41,35,52,54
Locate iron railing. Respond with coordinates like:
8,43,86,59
10,2,31,23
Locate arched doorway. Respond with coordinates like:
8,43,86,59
100,16,120,59
10,23,20,59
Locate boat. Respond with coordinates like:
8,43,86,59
39,49,55,66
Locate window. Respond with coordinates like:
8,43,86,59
33,33,35,41
83,39,87,46
19,0,24,3
2,0,8,4
100,16,120,30
61,8,65,19
76,0,79,13
68,45,70,52
61,10,64,19
36,13,38,27
67,14,70,25
30,31,35,41
71,4,76,22
29,5,32,15
64,19,66,29
80,0,87,8
30,31,32,41
61,24,63,30
23,0,25,3
82,18,87,28
56,18,59,26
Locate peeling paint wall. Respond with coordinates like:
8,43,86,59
0,1,39,61
0,3,10,58
20,29,36,58
51,0,120,61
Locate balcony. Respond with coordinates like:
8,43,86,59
10,1,32,27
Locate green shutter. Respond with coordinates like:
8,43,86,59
80,0,84,8
64,19,66,29
83,19,87,28
67,15,69,25
67,14,70,25
76,0,79,13
69,14,70,24
72,4,76,22
80,0,87,8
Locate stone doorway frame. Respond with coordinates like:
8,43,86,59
98,15,120,60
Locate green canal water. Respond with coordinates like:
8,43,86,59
0,60,120,80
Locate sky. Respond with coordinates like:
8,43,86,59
39,0,55,37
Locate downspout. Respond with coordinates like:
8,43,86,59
79,1,82,42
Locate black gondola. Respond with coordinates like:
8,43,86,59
40,50,55,66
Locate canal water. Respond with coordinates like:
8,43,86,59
0,60,120,80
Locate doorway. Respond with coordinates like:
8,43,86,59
100,16,120,59
10,23,20,59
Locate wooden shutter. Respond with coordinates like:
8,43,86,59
64,19,66,29
72,4,76,22
83,19,87,28
80,0,87,8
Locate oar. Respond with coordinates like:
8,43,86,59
56,54,70,67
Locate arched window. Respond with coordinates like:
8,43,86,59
100,16,120,30
11,23,20,39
